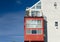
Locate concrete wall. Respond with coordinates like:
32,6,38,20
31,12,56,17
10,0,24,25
41,0,60,42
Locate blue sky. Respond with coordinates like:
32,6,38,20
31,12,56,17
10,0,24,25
0,0,39,42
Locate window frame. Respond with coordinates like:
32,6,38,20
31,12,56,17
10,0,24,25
55,21,58,26
26,29,43,34
31,11,40,17
26,20,42,28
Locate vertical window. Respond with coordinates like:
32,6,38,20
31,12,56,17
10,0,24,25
55,22,58,26
54,2,57,9
37,20,42,28
26,29,32,34
55,21,58,29
25,11,29,16
37,30,42,34
31,11,40,17
31,11,36,17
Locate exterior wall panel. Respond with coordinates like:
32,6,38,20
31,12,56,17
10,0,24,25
24,17,44,41
41,0,60,42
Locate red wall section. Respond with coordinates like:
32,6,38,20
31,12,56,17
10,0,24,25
24,17,44,41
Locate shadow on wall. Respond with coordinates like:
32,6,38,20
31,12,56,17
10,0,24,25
44,19,48,42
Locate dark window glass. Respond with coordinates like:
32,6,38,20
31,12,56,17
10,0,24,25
25,11,29,16
32,30,37,34
55,22,58,26
54,2,57,7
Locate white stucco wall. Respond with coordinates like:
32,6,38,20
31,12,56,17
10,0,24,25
41,0,60,42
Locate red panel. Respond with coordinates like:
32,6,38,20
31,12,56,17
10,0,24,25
25,28,44,35
31,41,44,42
24,41,44,42
24,17,44,41
24,35,44,41
24,17,44,28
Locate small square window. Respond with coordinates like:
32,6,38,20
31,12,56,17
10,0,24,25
32,30,37,34
36,6,41,9
26,30,32,34
37,30,42,34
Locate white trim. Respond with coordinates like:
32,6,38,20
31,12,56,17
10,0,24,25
30,0,41,9
26,0,41,10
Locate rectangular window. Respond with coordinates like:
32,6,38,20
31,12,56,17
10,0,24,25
55,22,58,26
31,11,40,17
36,6,41,9
36,2,41,9
25,11,29,16
37,30,42,34
26,30,42,34
26,20,42,28
26,29,32,34
32,30,37,34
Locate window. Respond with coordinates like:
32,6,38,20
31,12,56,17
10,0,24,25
54,2,57,9
36,2,41,9
37,30,42,34
55,21,58,29
31,11,40,17
32,30,37,34
25,11,29,16
36,6,41,9
31,11,36,16
26,29,32,34
26,30,42,34
55,22,58,26
26,20,42,28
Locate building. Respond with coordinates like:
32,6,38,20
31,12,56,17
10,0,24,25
24,0,60,42
24,0,45,42
41,0,60,42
